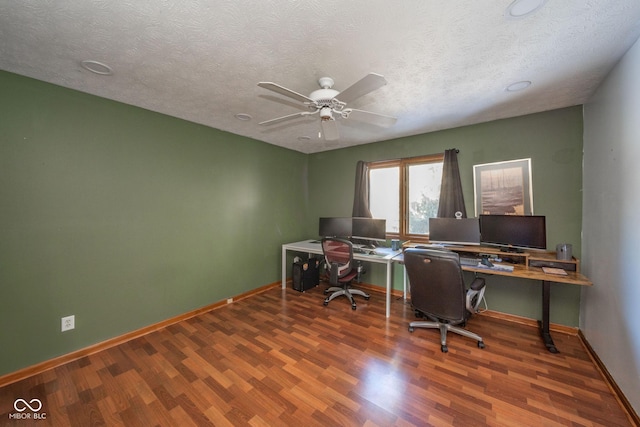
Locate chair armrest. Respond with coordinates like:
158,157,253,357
470,277,486,291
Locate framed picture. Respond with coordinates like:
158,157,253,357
473,158,533,216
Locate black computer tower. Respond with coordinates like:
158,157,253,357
292,257,320,292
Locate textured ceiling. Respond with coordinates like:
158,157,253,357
2,1,640,154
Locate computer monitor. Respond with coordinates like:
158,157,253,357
352,217,387,242
428,217,481,246
318,217,352,238
479,214,547,251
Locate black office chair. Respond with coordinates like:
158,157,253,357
404,247,486,352
321,238,370,310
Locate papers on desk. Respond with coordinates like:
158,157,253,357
542,267,568,276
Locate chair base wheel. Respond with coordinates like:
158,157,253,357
408,326,414,332
351,304,357,310
364,296,370,300
323,299,329,306
441,345,448,353
478,341,485,349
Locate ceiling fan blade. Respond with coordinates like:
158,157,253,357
257,82,315,104
321,118,339,141
336,73,388,104
259,111,314,126
344,109,397,127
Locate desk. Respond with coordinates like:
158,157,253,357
400,245,593,353
281,240,402,317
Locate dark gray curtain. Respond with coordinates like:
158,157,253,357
352,160,372,218
437,149,467,218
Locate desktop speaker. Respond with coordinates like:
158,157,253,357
556,243,573,260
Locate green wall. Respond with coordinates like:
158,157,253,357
0,69,585,377
308,106,584,326
0,71,308,376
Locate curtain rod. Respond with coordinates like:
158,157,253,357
365,149,459,165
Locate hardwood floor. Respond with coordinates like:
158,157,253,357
0,284,633,426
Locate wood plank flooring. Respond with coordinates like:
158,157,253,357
0,284,633,426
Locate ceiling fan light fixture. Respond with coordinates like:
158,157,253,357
319,107,333,121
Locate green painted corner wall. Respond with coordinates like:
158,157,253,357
0,68,585,377
307,106,584,326
0,71,308,376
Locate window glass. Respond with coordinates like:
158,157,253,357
408,162,443,234
369,166,399,233
368,154,444,240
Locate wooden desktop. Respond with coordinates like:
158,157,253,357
403,243,592,353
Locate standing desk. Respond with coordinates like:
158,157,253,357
281,240,402,318
399,245,593,353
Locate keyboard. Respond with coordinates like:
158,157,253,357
459,257,481,266
459,256,515,272
354,247,378,255
471,263,515,272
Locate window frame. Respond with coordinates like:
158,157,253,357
368,153,444,242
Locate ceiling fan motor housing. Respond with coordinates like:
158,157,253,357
310,88,340,106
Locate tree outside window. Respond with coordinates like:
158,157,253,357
369,154,444,241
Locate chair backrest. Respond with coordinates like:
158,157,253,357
404,248,468,323
321,238,354,283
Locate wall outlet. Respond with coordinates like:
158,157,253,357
227,298,233,304
61,315,75,332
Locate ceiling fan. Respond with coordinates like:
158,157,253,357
257,73,397,141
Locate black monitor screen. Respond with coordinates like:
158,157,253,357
429,217,480,246
479,215,546,251
319,217,352,238
352,217,387,242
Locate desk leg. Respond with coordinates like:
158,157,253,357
386,260,392,318
403,265,408,301
281,246,287,289
540,280,558,353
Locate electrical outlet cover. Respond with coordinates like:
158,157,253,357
61,315,75,332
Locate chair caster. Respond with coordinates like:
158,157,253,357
408,326,414,332
364,296,370,300
324,289,330,294
323,299,329,306
478,341,485,349
441,345,448,353
351,304,357,310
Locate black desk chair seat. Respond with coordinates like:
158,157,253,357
404,247,486,352
321,238,370,310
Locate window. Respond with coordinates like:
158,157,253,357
369,154,444,240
